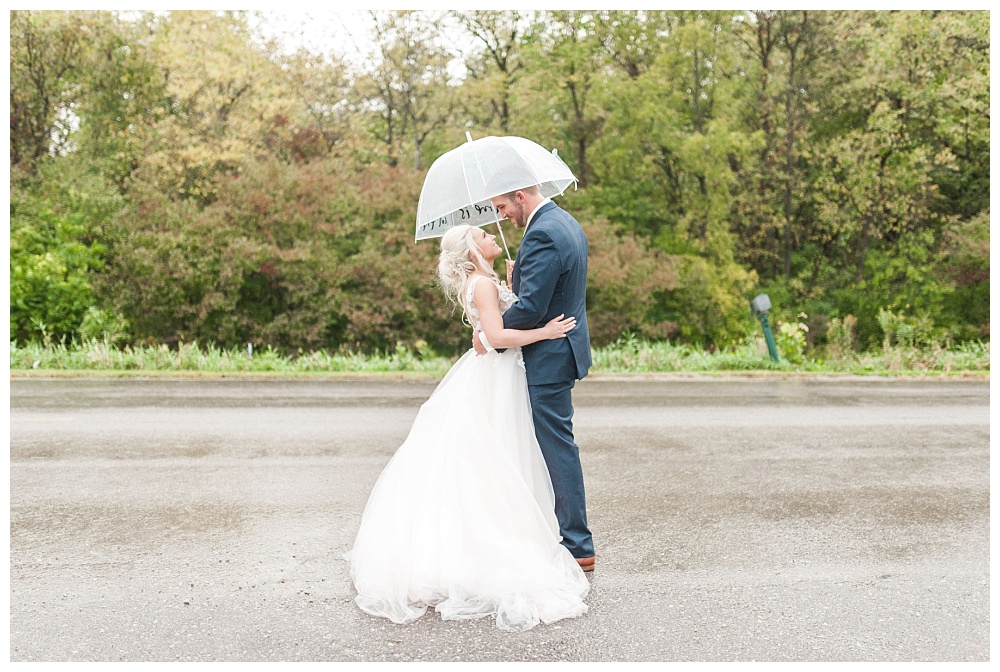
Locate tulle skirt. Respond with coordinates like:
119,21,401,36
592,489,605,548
345,347,589,631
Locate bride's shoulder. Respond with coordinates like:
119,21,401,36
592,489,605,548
470,274,498,292
469,274,499,301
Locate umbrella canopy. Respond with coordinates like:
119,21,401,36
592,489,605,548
415,134,577,241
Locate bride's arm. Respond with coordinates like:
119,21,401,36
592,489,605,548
473,278,575,349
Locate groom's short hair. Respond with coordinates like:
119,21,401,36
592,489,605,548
497,184,541,201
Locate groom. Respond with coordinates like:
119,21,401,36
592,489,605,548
474,185,595,572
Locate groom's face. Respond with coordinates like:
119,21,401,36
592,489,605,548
490,193,527,230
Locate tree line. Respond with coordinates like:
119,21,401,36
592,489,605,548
9,10,989,357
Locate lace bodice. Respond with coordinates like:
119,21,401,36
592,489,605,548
465,275,517,332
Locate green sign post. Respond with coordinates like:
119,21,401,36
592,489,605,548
751,294,780,362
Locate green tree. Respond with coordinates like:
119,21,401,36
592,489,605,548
137,10,293,203
10,11,161,344
71,11,169,189
10,10,90,177
579,11,758,347
275,48,360,163
730,10,865,281
521,10,608,187
454,10,529,135
359,10,457,170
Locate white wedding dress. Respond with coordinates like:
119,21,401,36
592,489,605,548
345,276,589,631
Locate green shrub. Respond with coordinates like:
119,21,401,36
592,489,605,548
10,208,105,344
774,315,810,365
824,315,857,361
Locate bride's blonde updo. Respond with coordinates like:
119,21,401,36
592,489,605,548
438,224,499,325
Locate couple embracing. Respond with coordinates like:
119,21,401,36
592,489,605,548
345,185,595,631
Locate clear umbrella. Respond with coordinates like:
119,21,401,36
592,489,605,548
415,133,577,256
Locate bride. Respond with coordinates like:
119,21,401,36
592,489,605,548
345,224,590,631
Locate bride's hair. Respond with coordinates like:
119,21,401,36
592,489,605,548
438,224,499,325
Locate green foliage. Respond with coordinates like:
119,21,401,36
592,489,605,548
831,230,952,349
937,210,990,340
666,254,758,348
774,315,810,365
97,157,461,354
10,209,102,344
8,9,990,358
77,307,131,345
10,11,90,176
581,213,682,345
876,309,947,350
73,12,169,189
824,315,857,361
9,159,123,344
97,156,735,355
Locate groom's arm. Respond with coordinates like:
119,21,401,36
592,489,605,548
502,229,560,330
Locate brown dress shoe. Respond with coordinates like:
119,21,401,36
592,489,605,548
576,556,595,572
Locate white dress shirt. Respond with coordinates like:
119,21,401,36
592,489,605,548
524,197,552,230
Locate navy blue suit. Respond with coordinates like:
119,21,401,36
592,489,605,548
502,201,594,559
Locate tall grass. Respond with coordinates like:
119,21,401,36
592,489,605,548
591,334,990,375
9,336,990,376
9,340,455,376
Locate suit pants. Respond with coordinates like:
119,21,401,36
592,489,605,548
528,379,595,559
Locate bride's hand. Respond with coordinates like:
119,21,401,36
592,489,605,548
542,314,576,340
472,329,488,355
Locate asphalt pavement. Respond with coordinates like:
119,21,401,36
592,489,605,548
8,376,991,662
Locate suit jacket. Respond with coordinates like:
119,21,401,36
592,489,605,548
502,201,592,385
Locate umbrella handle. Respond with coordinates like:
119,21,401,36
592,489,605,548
494,217,511,260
